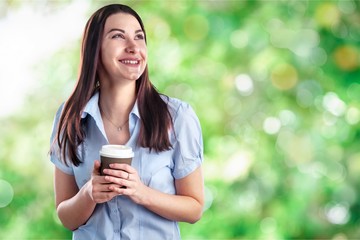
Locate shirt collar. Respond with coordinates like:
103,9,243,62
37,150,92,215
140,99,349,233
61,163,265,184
81,91,140,120
130,100,140,119
81,91,101,120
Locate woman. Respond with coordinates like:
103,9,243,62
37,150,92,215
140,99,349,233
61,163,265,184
49,3,204,240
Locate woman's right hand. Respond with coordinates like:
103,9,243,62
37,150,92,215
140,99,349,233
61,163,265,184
87,160,120,203
55,160,122,230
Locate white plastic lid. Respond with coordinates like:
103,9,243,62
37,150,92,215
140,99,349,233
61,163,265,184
99,145,134,158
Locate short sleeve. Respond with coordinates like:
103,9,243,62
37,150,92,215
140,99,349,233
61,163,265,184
49,104,74,175
172,102,203,179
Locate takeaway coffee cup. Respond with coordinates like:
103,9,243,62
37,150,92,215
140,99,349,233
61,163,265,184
99,145,134,176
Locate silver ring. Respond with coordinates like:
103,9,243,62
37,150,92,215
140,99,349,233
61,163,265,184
127,172,130,180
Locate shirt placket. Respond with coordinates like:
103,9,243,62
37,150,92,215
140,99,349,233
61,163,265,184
109,197,121,239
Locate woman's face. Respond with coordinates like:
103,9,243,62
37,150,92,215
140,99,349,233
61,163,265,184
99,13,147,83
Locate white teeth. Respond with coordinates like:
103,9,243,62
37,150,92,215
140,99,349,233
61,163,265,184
121,60,139,64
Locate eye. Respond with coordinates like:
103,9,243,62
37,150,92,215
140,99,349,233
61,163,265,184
111,33,125,39
135,33,145,40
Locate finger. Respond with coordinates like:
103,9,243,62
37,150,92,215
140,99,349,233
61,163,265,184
93,190,119,203
93,180,123,193
109,185,131,195
92,174,110,185
91,174,119,194
109,163,135,173
105,190,123,200
105,175,129,186
103,169,129,179
92,160,101,176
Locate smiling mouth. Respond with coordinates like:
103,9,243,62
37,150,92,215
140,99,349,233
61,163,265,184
120,59,140,65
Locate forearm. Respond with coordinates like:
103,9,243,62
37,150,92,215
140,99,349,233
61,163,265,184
139,186,203,223
57,182,96,231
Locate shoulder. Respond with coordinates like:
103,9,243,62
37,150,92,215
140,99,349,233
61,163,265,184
161,95,195,118
161,95,201,133
52,102,65,125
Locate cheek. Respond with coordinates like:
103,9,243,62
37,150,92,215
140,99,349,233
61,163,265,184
139,42,147,56
141,47,148,62
99,45,108,64
101,41,118,58
99,52,108,70
100,48,115,66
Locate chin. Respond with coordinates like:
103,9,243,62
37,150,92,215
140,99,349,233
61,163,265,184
127,74,142,81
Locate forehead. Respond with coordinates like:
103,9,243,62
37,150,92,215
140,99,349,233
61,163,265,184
104,13,142,31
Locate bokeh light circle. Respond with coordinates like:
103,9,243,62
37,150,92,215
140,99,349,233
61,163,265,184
333,45,359,71
230,30,249,49
263,117,281,135
183,14,209,41
271,63,298,90
315,3,340,29
338,0,356,14
235,74,254,96
0,179,14,208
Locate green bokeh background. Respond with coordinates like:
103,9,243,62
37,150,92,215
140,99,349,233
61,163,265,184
1,0,360,239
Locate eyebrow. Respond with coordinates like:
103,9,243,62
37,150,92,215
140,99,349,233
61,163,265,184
107,28,144,34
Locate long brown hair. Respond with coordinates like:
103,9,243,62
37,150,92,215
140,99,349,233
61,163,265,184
53,4,172,166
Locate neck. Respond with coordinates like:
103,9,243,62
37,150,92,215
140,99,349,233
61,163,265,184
99,84,136,121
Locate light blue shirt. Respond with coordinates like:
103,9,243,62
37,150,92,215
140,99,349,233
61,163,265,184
50,92,203,240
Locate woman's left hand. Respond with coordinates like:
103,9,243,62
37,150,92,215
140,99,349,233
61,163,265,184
102,164,148,205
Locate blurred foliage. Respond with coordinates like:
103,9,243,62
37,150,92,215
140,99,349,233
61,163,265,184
1,0,360,239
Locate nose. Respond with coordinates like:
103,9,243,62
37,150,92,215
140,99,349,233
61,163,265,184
125,41,139,54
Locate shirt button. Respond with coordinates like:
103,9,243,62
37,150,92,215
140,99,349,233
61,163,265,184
114,229,120,233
